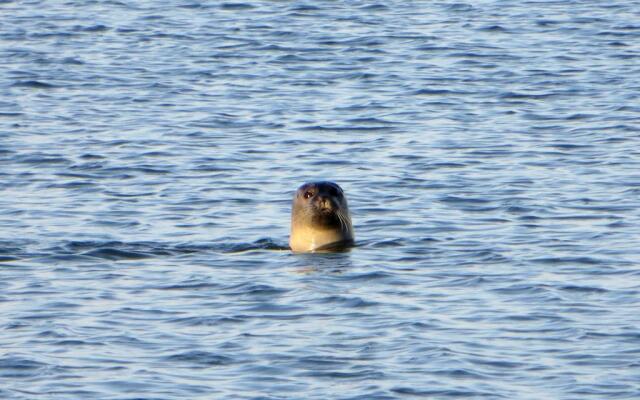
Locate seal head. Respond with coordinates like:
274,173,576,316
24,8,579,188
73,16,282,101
289,181,354,252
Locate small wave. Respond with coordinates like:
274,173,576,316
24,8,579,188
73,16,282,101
223,238,289,253
431,368,490,379
445,3,475,12
492,284,550,295
162,350,234,366
359,4,388,11
392,387,487,397
438,195,493,205
11,80,58,89
160,282,220,291
221,283,289,297
15,153,69,165
243,303,304,313
369,238,406,248
298,369,384,379
300,125,392,132
0,355,50,378
339,271,394,282
412,88,456,96
318,295,379,308
170,316,245,326
344,117,395,125
288,4,321,12
74,24,110,33
0,355,47,370
530,256,604,265
558,285,608,294
478,25,508,32
220,2,255,10
4,239,291,263
82,248,153,260
499,91,557,100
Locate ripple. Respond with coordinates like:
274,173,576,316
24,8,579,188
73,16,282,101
319,295,379,308
530,257,605,265
220,2,255,10
1,0,639,399
0,355,49,378
162,351,235,366
81,248,152,260
11,80,58,89
170,316,245,326
391,388,489,397
558,285,608,294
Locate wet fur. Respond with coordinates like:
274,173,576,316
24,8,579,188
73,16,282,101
289,182,354,252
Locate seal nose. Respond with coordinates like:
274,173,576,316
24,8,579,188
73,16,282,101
318,196,333,210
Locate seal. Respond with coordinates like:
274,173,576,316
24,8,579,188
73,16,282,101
289,181,354,253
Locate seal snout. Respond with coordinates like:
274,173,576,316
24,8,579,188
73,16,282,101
316,195,335,212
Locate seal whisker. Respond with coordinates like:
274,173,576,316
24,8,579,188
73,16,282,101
335,210,345,230
341,209,351,228
338,210,349,232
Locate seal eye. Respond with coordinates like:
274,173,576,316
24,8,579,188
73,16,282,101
303,191,314,199
329,187,339,197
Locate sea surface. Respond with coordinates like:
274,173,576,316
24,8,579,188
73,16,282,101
2,1,640,399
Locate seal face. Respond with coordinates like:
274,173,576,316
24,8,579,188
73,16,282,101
289,181,354,253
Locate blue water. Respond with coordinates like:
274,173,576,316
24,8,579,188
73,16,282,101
2,0,640,398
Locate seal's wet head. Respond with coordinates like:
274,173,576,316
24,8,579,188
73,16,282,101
290,181,354,252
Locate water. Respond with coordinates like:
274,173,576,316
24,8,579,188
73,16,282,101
2,0,640,398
